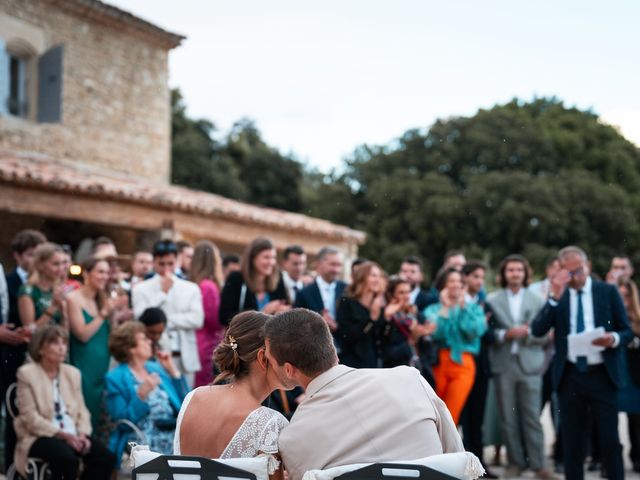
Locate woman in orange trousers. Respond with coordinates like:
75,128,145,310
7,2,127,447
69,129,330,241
423,268,487,424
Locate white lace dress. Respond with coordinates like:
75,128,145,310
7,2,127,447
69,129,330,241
174,388,289,470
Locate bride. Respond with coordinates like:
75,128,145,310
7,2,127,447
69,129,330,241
174,311,289,479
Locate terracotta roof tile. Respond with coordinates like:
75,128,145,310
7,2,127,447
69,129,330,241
0,153,366,244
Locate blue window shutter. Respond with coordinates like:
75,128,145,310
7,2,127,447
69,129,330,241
37,44,63,123
0,39,9,116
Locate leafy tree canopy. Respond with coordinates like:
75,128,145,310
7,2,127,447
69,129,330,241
171,92,640,279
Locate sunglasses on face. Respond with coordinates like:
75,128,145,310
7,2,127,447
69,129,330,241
153,241,178,256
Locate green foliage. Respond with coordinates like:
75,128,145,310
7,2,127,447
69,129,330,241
171,90,246,199
171,90,303,211
321,98,640,278
171,91,640,280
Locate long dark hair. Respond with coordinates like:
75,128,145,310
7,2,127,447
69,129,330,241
81,256,110,310
213,311,270,384
240,237,280,292
497,254,532,288
189,240,224,287
347,261,385,299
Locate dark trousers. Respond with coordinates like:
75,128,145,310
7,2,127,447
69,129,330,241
29,436,115,480
629,413,640,464
541,364,563,464
0,344,26,471
558,363,624,480
460,363,489,462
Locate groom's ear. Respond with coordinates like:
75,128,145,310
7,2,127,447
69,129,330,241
284,362,296,378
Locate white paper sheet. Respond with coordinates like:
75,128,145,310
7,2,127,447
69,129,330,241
568,326,606,356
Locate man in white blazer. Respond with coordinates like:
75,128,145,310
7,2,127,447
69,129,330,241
265,308,464,480
132,240,203,378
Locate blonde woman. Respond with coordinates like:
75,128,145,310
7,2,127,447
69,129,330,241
18,242,68,329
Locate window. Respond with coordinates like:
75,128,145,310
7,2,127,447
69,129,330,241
0,37,62,122
8,53,28,117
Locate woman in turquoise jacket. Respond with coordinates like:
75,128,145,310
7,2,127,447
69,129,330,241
423,267,486,425
105,322,188,468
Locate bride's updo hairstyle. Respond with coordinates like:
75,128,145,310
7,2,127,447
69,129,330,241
213,310,270,384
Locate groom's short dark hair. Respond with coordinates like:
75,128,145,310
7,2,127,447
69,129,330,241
266,308,337,376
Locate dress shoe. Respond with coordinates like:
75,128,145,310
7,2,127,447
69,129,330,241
483,468,499,479
534,468,561,480
501,466,522,478
588,461,601,472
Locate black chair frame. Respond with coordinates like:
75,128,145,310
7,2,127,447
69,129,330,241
132,454,258,480
335,463,460,480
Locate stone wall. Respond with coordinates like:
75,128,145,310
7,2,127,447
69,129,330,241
0,0,172,182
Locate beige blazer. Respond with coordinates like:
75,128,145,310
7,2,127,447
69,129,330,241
14,362,91,477
279,365,464,480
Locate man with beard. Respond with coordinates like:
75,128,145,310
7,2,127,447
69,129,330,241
487,255,553,479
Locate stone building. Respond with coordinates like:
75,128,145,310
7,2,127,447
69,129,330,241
0,0,365,266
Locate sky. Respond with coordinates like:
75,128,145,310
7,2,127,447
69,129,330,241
110,0,640,172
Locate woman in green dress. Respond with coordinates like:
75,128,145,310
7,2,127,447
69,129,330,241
67,257,115,430
18,242,67,330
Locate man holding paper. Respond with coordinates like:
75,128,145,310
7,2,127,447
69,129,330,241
531,246,632,480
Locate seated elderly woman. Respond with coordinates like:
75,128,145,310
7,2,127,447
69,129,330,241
14,325,116,480
105,321,188,468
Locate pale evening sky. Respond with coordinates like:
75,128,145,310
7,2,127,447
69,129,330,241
110,0,640,172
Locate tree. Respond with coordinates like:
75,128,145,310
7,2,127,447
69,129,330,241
220,119,305,211
314,98,640,277
171,89,246,199
171,90,305,211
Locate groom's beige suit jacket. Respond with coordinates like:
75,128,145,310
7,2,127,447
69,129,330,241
279,364,463,480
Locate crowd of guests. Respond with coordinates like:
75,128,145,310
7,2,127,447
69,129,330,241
0,228,639,480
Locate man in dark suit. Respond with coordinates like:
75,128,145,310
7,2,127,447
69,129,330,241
532,246,632,480
459,261,497,478
399,255,431,311
2,229,46,471
295,247,346,335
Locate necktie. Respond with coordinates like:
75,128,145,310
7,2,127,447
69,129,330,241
576,290,588,372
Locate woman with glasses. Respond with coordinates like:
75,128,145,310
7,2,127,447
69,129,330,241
13,325,116,480
105,321,188,469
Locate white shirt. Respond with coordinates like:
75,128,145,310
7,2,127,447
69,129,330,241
282,271,303,303
507,288,524,324
506,288,525,354
410,286,421,305
316,276,337,318
132,275,204,373
17,266,28,284
51,378,77,435
464,292,479,305
0,264,8,324
568,276,603,365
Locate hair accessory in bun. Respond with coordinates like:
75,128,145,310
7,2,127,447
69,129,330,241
228,336,238,351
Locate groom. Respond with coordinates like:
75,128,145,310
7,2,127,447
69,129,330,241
264,309,464,480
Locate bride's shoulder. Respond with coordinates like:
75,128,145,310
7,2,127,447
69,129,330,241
252,406,289,429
